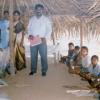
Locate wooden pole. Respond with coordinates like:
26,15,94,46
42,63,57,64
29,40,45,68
52,32,56,45
80,18,84,48
9,0,15,75
80,17,84,65
1,0,5,18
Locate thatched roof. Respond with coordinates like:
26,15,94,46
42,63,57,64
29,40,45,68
1,0,100,39
1,0,100,16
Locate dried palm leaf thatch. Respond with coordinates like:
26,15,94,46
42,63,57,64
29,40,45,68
0,0,100,40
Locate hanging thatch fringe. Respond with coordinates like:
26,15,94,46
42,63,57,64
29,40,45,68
0,0,100,40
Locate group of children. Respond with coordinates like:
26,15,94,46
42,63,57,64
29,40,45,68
60,42,100,77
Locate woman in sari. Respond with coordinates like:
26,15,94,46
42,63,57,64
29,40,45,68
13,10,26,71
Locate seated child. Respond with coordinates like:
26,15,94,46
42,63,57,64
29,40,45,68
81,55,100,88
88,55,100,76
81,46,90,73
73,46,81,66
59,56,67,63
66,42,75,66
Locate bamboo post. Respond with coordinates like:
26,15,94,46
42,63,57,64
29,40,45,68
52,30,56,63
1,0,5,18
80,17,84,65
80,18,84,48
52,31,56,45
9,0,15,75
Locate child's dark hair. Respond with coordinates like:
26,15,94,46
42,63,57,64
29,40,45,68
4,10,9,15
68,42,74,46
75,46,80,50
81,46,88,52
91,55,99,61
35,4,44,10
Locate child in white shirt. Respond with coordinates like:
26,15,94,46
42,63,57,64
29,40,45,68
88,55,100,76
81,46,90,73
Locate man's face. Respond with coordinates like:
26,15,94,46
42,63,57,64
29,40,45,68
35,7,43,17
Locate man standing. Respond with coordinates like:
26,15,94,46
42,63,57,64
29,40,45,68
28,4,52,76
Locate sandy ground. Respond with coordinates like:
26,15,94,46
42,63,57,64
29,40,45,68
0,59,97,100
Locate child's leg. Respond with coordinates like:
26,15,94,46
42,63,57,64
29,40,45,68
66,57,70,65
80,66,88,73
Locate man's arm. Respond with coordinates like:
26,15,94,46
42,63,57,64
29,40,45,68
45,18,52,38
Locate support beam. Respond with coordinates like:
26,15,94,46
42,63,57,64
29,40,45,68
80,18,84,48
52,32,56,45
9,0,15,75
1,0,5,18
79,18,84,64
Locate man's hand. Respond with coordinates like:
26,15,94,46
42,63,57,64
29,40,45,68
41,38,46,44
28,35,34,40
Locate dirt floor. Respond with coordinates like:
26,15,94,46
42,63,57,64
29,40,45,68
0,59,97,100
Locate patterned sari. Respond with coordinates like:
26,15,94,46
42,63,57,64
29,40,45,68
14,21,26,70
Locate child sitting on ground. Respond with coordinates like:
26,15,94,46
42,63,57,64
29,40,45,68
59,42,75,64
73,46,81,66
88,55,100,77
66,42,75,66
80,55,100,88
81,46,90,73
